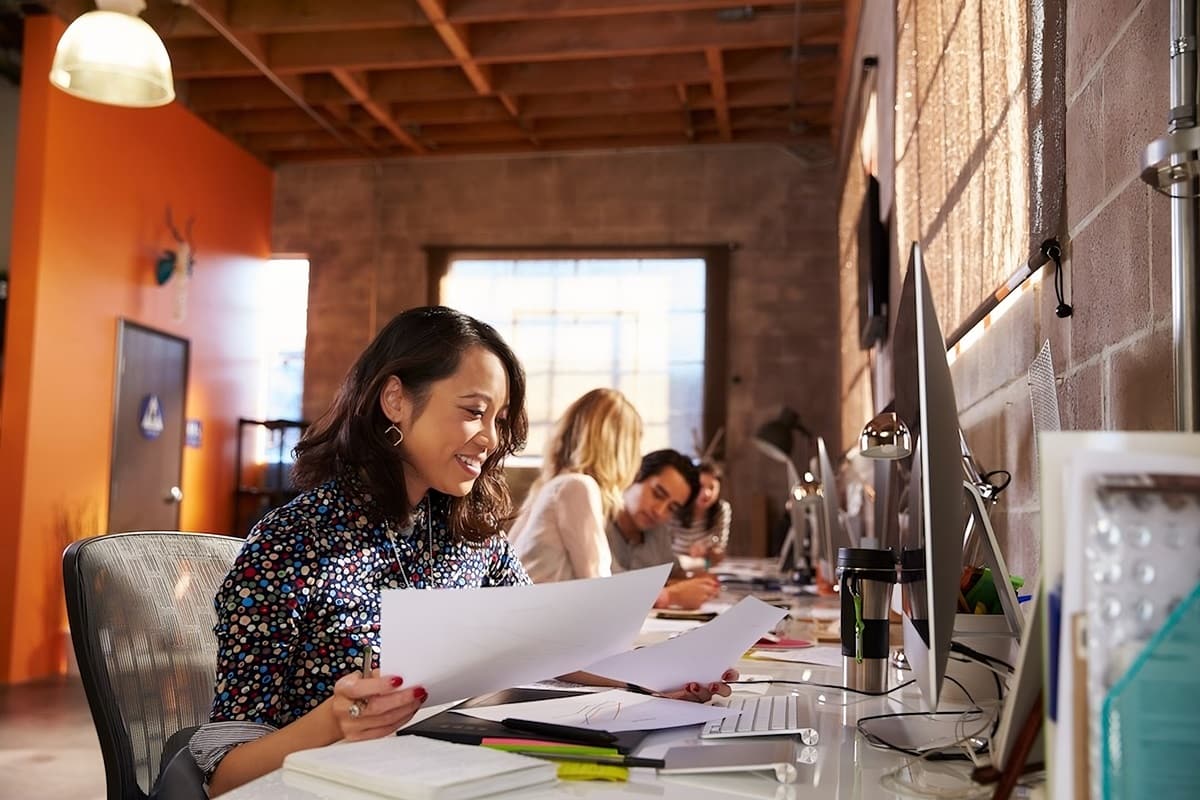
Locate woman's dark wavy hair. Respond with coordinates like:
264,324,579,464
292,306,528,543
695,459,725,528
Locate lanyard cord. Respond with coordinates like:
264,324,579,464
384,497,434,589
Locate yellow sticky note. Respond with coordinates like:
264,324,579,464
556,763,629,782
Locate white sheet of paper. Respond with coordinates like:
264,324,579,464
585,596,787,691
748,644,843,668
381,564,670,705
453,688,734,732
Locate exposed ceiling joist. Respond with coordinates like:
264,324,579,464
45,0,847,163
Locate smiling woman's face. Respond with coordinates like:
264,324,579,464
384,345,510,506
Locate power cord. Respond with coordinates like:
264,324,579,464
856,707,990,762
981,469,1012,497
950,641,1014,674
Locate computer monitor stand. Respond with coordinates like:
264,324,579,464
775,459,809,578
962,481,1024,639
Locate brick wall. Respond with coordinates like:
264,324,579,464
885,0,1173,581
274,145,841,553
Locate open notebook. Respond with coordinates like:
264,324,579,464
282,735,556,800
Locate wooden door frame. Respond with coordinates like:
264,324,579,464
108,318,191,532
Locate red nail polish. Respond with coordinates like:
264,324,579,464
688,683,700,693
390,676,404,688
709,683,720,693
414,687,428,702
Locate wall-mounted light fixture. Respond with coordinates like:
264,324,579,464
50,0,175,108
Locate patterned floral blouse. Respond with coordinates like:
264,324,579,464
189,471,530,774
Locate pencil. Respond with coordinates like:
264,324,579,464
502,751,665,769
362,644,373,678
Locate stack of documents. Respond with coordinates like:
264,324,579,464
282,736,556,800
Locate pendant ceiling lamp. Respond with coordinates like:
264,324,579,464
49,0,175,108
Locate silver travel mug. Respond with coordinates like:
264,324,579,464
837,547,897,693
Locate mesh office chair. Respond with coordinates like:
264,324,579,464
63,532,243,800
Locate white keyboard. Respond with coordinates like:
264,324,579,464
702,695,819,742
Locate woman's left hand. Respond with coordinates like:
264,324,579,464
658,668,739,702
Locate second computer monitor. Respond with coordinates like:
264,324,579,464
810,435,858,579
897,242,968,711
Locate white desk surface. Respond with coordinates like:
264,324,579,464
217,584,994,800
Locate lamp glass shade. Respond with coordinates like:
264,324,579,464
790,473,823,507
50,10,175,108
859,411,913,460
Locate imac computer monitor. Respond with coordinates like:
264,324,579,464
897,242,968,710
811,435,859,578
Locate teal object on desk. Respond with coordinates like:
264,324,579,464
1101,584,1200,800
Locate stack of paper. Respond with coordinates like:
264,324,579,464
282,736,556,800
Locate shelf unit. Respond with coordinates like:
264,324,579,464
233,417,308,536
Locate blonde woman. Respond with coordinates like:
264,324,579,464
508,388,643,582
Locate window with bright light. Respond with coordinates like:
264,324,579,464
255,257,309,463
441,257,707,459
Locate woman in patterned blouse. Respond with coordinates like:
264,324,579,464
192,306,532,795
193,307,734,795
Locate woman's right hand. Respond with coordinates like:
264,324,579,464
661,575,721,609
327,672,428,741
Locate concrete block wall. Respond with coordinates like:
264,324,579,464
273,144,841,553
942,0,1173,582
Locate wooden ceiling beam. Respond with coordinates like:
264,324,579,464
331,68,428,154
422,121,533,144
519,88,687,119
185,76,317,111
322,103,386,151
414,0,492,94
413,0,530,138
704,47,732,141
269,28,459,73
391,97,514,125
227,0,428,33
239,129,354,151
170,35,263,78
533,112,685,140
493,53,707,94
831,0,863,147
724,46,840,83
726,80,833,109
446,0,800,24
213,108,327,133
258,10,839,71
367,68,483,103
143,3,219,38
469,10,840,64
425,132,687,156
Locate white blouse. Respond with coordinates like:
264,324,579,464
507,473,613,583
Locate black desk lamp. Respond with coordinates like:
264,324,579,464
754,407,817,574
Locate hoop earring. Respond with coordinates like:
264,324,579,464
384,423,404,447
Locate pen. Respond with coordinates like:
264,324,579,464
500,718,618,746
361,644,373,678
504,751,665,769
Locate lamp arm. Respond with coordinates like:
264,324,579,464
784,458,801,489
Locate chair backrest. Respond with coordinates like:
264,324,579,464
64,532,243,800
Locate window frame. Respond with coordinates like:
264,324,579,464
425,244,731,458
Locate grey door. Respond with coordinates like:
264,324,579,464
108,320,189,533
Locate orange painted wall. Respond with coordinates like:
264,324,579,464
0,15,273,683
